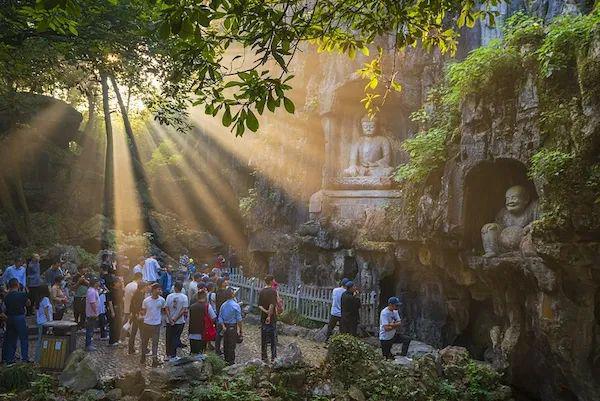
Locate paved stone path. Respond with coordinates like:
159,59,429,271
29,318,327,379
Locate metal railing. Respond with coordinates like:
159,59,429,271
229,268,379,329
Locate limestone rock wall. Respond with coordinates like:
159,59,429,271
242,2,599,400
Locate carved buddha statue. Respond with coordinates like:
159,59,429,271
481,185,538,257
343,116,394,178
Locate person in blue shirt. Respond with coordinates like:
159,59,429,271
2,278,30,363
217,289,243,365
44,261,64,289
2,258,26,290
26,254,42,316
159,265,174,297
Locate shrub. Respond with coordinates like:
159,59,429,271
503,12,544,47
204,352,227,376
446,39,522,106
0,363,36,393
238,188,258,219
529,149,574,181
278,308,321,329
324,334,380,384
394,128,449,183
465,361,503,401
184,384,262,401
537,8,600,78
30,374,55,401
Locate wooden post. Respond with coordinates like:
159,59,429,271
295,285,302,312
249,278,255,307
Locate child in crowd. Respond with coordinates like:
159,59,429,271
35,285,53,362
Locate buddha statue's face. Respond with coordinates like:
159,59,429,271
361,120,376,136
505,185,530,214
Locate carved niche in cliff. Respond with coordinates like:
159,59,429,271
463,159,539,257
309,80,412,222
481,185,538,257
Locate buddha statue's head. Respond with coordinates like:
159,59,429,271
505,185,530,214
360,116,376,136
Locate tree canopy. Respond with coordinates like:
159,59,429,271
1,0,498,134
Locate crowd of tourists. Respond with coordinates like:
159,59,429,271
0,252,410,367
326,278,412,360
0,252,281,367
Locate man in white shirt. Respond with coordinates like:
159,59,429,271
187,273,202,303
133,257,144,276
140,283,165,367
143,255,160,283
165,282,189,359
379,296,411,359
123,272,142,323
326,278,349,340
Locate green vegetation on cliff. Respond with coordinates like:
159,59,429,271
394,7,600,239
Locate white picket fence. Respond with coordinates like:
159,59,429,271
229,268,379,330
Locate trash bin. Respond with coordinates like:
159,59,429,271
40,320,78,370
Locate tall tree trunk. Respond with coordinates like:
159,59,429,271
100,72,114,248
0,175,28,245
84,86,97,135
109,74,157,240
14,172,31,236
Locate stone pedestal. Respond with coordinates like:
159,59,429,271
310,189,402,221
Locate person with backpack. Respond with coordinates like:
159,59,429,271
258,275,278,363
165,282,188,360
188,290,216,354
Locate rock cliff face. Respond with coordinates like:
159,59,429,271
242,2,600,400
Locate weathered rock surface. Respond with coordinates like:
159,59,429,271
59,349,100,392
115,369,145,396
272,343,305,370
146,358,211,390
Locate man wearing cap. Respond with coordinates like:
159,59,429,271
326,278,349,340
379,297,411,359
340,281,361,336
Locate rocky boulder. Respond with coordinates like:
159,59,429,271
78,389,106,401
439,346,469,366
59,349,99,392
406,340,437,358
224,358,268,376
146,357,211,390
115,369,145,396
272,343,304,370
